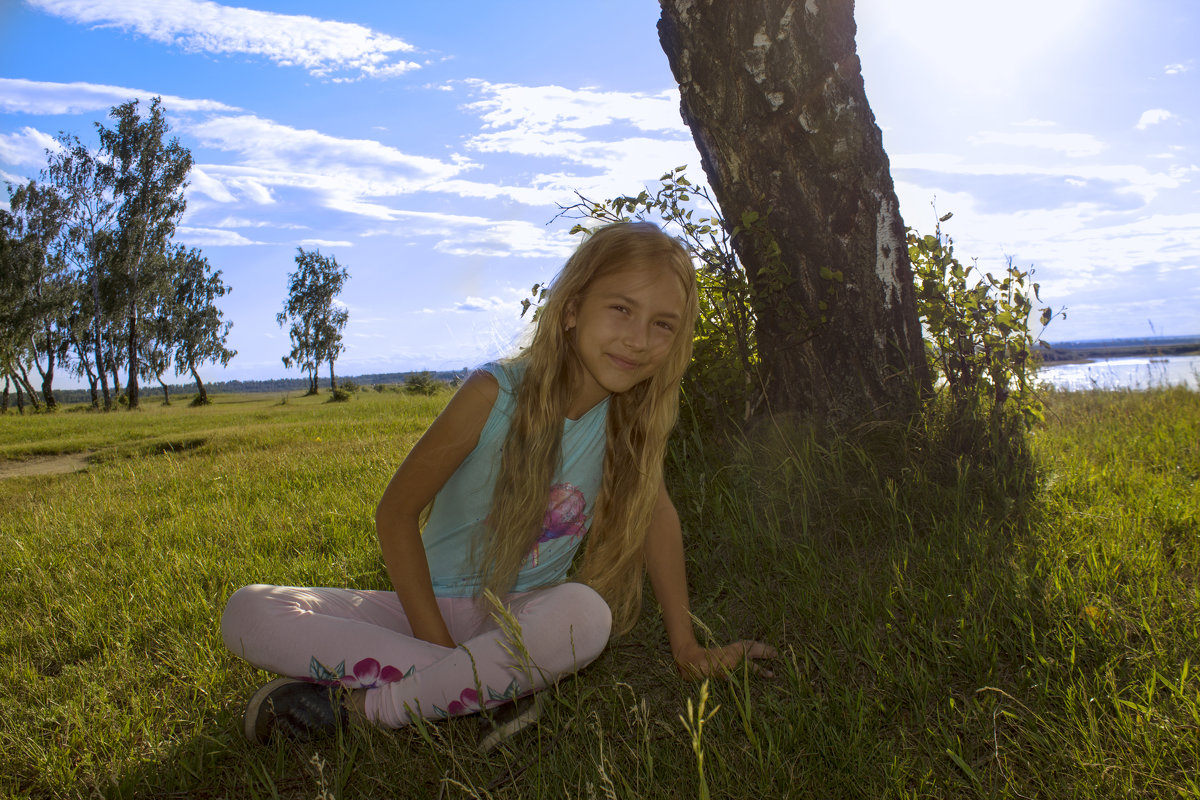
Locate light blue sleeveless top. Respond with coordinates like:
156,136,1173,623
423,361,610,596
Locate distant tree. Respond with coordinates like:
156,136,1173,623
47,133,118,409
4,180,70,409
97,97,192,410
168,246,236,405
277,247,349,395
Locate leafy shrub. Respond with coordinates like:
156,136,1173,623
329,388,352,402
339,380,360,393
909,212,1062,431
404,372,439,396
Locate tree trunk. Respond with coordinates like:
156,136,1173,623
126,306,140,409
29,334,58,410
156,373,170,405
92,282,112,411
190,365,208,404
15,363,41,410
2,376,9,413
40,345,57,411
329,360,337,392
15,382,24,414
658,0,928,425
70,330,101,409
14,364,40,411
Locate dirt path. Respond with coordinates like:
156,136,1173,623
0,453,92,479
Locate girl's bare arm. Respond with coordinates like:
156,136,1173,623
374,371,499,648
643,478,777,678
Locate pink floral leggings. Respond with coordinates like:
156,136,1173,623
220,582,612,727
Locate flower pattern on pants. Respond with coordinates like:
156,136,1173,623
309,656,413,688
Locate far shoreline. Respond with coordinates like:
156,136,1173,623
1039,336,1200,366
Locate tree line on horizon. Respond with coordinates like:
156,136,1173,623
0,97,353,414
0,97,235,411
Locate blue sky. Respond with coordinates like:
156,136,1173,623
1,0,1197,386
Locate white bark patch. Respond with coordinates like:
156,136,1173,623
874,193,905,306
670,0,696,20
778,2,796,38
806,0,819,14
767,92,784,111
743,27,774,85
745,29,771,84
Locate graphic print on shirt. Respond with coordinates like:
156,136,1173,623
530,482,587,567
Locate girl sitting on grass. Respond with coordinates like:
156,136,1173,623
221,222,775,745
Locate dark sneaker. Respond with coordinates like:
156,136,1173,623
243,677,349,744
478,693,545,753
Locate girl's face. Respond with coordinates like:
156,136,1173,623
564,261,687,416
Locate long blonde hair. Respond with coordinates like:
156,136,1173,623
477,222,699,634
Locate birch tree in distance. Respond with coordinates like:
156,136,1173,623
97,97,192,410
277,247,350,395
658,0,929,425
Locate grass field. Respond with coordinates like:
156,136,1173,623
2,385,1198,799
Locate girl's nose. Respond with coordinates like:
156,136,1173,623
623,323,649,351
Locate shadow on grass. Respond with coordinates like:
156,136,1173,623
658,414,1082,797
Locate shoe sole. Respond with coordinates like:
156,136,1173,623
243,676,302,745
478,693,546,753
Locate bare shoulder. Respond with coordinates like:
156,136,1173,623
458,368,499,407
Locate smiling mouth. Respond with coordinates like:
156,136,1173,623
607,354,640,370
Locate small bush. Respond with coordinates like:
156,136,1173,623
340,380,360,393
329,388,352,403
404,372,439,396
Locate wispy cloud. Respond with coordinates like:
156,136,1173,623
0,126,59,167
438,81,697,206
175,225,266,246
1136,109,1174,130
0,77,239,115
892,153,1189,204
1163,62,1192,75
968,131,1105,157
463,80,686,134
299,238,352,248
27,0,420,80
185,115,466,218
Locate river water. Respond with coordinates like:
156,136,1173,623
1037,355,1200,391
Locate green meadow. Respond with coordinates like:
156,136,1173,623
3,385,1198,799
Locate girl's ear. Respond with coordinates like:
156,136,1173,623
564,299,578,331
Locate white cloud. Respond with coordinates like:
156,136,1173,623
463,80,687,134
175,225,265,246
182,117,467,220
1136,109,1174,130
1163,63,1191,75
0,127,59,167
0,77,239,115
367,210,578,260
299,238,352,248
212,215,305,230
968,131,1105,157
892,152,1188,203
28,0,420,80
454,296,510,313
435,81,700,207
1013,119,1058,128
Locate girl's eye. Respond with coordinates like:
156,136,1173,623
656,320,674,332
611,305,629,314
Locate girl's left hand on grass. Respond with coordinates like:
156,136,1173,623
673,639,778,680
